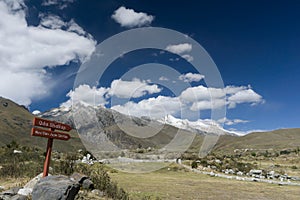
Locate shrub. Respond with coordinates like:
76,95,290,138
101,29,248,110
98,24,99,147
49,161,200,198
191,161,198,169
75,163,129,200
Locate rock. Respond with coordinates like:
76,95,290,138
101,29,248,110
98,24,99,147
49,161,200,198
214,159,222,164
32,175,80,200
70,173,88,184
237,171,243,176
249,169,262,176
13,150,22,154
1,187,21,196
11,194,27,200
82,179,94,190
91,189,104,197
291,176,300,181
17,188,32,196
18,173,45,197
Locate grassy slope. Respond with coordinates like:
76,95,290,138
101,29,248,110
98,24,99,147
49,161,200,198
214,129,300,153
0,97,84,152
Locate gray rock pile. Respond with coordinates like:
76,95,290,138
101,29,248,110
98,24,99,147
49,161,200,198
0,173,95,200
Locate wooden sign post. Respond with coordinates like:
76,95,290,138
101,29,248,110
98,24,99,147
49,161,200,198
31,117,72,177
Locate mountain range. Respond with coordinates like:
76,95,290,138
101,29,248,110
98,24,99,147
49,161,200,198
0,96,300,155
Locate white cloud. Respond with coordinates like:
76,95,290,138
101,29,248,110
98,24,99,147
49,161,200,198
0,70,48,106
180,85,264,111
165,43,193,62
180,86,225,103
0,0,96,106
190,99,225,111
181,54,194,62
67,19,87,36
40,14,89,37
165,43,192,54
179,73,205,83
112,96,182,119
228,88,264,108
109,78,161,98
159,76,169,81
224,85,248,94
217,118,249,126
111,6,154,28
39,14,66,29
42,0,75,9
60,85,109,108
32,110,41,115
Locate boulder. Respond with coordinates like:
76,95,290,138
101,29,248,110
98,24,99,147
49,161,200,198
1,187,21,196
237,171,243,176
82,179,94,190
10,194,27,200
32,175,80,200
17,188,32,196
70,173,88,184
17,173,45,197
0,187,22,200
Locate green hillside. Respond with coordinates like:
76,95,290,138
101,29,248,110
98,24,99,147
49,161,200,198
0,97,84,152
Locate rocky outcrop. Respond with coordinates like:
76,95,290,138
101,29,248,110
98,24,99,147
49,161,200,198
0,187,24,200
0,173,96,200
32,175,80,200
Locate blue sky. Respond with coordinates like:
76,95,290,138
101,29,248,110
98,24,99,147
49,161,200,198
0,0,299,133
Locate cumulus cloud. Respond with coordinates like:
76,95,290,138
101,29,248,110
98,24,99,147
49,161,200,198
190,99,225,111
111,6,154,28
39,14,66,29
179,73,205,83
61,78,264,118
0,0,96,106
228,88,264,108
159,76,169,81
60,85,109,108
109,78,161,98
39,14,90,37
165,43,193,62
42,0,75,9
165,43,192,54
112,96,182,118
181,54,194,62
217,118,249,126
180,86,225,103
32,110,41,115
180,85,264,111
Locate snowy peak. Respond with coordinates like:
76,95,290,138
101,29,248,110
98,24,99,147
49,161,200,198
159,115,239,136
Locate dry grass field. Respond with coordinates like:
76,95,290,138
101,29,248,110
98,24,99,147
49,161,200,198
109,164,300,200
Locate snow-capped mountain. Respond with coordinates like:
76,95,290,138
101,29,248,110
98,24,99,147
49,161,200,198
159,114,241,136
40,103,241,136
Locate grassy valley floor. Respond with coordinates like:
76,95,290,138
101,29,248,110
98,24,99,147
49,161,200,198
109,165,300,200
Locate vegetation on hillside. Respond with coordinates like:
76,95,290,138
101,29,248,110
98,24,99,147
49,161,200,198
0,141,129,200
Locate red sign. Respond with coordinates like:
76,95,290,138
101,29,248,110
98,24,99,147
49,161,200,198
33,117,72,132
31,128,70,141
31,117,72,177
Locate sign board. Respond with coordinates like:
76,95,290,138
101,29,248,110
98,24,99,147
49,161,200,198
31,117,72,177
31,128,70,141
33,117,72,131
